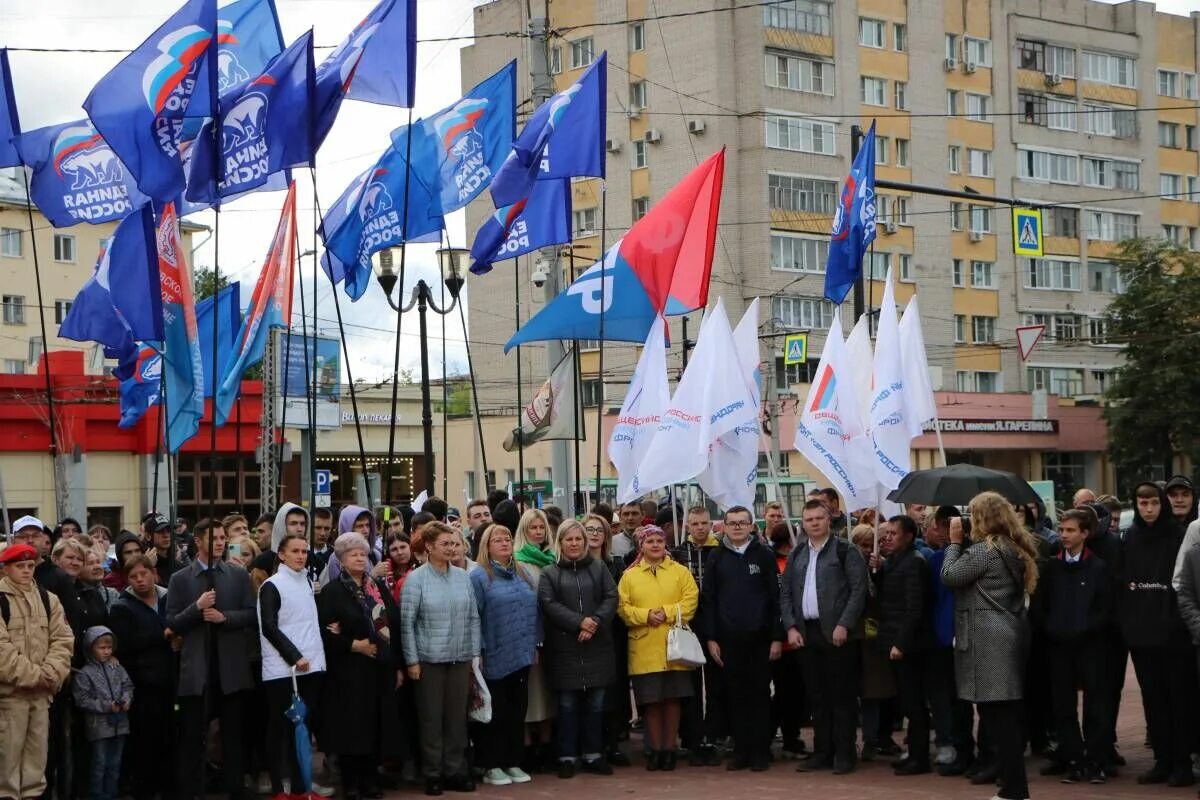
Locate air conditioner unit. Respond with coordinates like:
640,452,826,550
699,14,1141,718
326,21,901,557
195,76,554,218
605,138,622,153
644,129,662,143
626,108,641,120
969,230,984,242
687,119,706,135
964,59,978,73
884,220,899,234
1045,72,1063,86
944,57,957,71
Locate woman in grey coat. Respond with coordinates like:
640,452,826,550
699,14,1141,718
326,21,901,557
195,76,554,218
538,520,618,777
942,491,1040,800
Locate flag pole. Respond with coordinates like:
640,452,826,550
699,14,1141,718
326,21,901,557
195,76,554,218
310,174,322,519
158,350,175,578
20,170,63,520
295,214,313,509
440,264,448,499
567,247,583,514
455,275,489,494
386,107,415,506
514,256,525,496
594,180,607,504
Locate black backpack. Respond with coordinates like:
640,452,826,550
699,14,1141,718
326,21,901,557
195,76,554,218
0,585,52,626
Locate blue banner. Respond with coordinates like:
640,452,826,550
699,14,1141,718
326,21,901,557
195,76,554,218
58,206,162,348
83,0,218,202
114,343,163,429
185,30,315,203
209,0,284,94
490,53,606,207
824,122,877,305
14,120,150,227
197,283,241,397
156,203,205,451
0,49,20,168
469,177,570,275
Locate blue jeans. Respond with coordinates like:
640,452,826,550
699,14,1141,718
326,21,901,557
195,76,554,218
90,735,126,800
557,688,607,762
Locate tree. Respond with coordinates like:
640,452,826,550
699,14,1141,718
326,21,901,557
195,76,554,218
1103,239,1200,486
192,265,229,302
435,379,473,416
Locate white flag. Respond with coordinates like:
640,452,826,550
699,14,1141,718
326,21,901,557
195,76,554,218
868,266,911,490
793,309,877,509
898,295,937,438
844,313,874,428
609,319,671,504
504,347,579,451
633,298,758,500
696,298,762,510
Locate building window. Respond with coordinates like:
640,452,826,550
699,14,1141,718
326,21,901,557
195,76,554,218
875,136,889,165
629,81,647,111
549,46,561,75
0,228,20,258
965,93,992,122
53,234,75,263
765,52,832,95
959,371,1001,392
1018,148,1078,184
572,207,597,237
860,76,887,106
1088,317,1110,344
763,0,831,35
775,356,818,388
894,81,908,110
1046,98,1077,130
631,139,648,169
1048,45,1075,77
946,90,960,116
1159,69,1180,97
945,34,958,61
1054,314,1081,341
1189,125,1198,151
765,115,836,155
1028,366,1084,396
2,359,24,375
866,251,891,280
971,316,996,343
895,138,910,167
1017,39,1045,71
952,259,964,286
53,299,72,324
770,232,828,273
1083,157,1139,190
768,174,837,214
1044,452,1086,498
1082,51,1136,87
964,37,992,67
632,197,649,221
947,146,961,173
1083,103,1136,138
569,37,594,69
971,260,995,289
1025,258,1080,290
858,18,885,48
1161,173,1184,198
1159,121,1181,148
1088,260,1125,293
772,295,834,329
1091,369,1112,392
969,205,992,234
954,314,966,343
2,294,25,325
1019,92,1046,125
1046,207,1079,238
1186,73,1199,99
1086,210,1139,241
967,148,992,177
899,254,912,281
629,22,645,52
581,379,604,408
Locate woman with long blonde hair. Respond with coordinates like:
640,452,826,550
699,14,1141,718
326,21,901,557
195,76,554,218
942,491,1039,800
512,508,558,768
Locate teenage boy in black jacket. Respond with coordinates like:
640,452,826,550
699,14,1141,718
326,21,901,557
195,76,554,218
698,505,783,772
871,515,933,775
1035,509,1114,784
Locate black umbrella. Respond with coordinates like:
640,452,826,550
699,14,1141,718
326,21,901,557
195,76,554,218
886,463,1041,507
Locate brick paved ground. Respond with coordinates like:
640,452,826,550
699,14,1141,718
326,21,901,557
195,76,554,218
388,660,1174,800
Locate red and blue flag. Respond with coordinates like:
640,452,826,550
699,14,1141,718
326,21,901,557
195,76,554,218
824,122,877,305
469,178,570,275
156,202,206,451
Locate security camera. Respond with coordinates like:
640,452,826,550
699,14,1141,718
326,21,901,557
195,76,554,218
531,264,549,288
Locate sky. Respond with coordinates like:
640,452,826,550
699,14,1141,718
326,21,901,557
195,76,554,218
3,0,1200,384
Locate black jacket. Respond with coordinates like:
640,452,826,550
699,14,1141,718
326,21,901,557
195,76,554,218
1120,483,1188,649
874,546,932,655
1035,549,1113,641
698,538,783,643
109,587,174,691
538,554,618,691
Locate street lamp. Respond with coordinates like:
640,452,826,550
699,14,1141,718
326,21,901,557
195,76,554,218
375,246,468,494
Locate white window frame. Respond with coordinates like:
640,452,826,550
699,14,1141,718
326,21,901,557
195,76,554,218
946,89,960,116
1085,209,1139,242
1159,121,1181,148
858,18,885,49
964,36,992,67
772,295,834,329
875,136,890,166
53,233,75,263
952,258,965,287
1158,69,1180,97
947,145,961,174
894,23,907,52
895,138,909,167
631,139,648,169
0,227,21,258
965,93,992,122
967,148,993,177
632,197,650,221
569,37,595,69
53,299,72,325
1024,258,1081,290
765,52,833,95
572,207,598,237
894,81,908,110
2,359,24,375
971,316,996,344
770,231,829,274
629,22,645,52
2,295,25,325
860,76,887,107
1161,173,1184,198
1048,44,1075,78
768,173,838,214
954,315,967,343
1028,366,1085,397
1017,148,1079,185
1082,51,1136,88
549,46,561,75
764,0,832,35
969,205,992,234
899,254,913,281
970,260,996,289
765,113,836,156
1046,98,1077,131
629,80,647,111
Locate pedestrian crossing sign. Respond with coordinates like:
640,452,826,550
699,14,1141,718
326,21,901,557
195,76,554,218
1012,208,1043,257
784,333,808,365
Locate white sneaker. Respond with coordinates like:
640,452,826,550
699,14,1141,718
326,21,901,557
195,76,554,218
935,745,957,765
311,781,336,797
256,773,272,794
484,768,513,786
505,767,532,783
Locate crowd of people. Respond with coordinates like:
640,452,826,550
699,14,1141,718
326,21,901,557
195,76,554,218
2,476,1200,800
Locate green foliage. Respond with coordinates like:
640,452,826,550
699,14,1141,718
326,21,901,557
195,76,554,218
435,380,473,416
192,265,230,302
1103,239,1200,480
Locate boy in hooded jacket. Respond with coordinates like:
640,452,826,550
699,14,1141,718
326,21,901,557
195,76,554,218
72,626,134,800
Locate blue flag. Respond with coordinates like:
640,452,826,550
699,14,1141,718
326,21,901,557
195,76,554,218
0,49,20,168
314,0,417,149
490,53,606,207
197,283,241,397
113,343,163,429
824,122,877,305
83,0,218,202
505,242,658,351
156,202,205,451
14,120,151,227
209,0,284,94
469,178,570,275
410,61,516,217
59,206,162,349
185,30,315,203
322,133,444,301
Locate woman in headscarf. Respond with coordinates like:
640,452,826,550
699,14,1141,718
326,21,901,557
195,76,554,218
617,525,699,771
318,532,404,800
513,508,557,770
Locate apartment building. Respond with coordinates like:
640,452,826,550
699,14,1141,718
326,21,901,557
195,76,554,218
455,0,1197,499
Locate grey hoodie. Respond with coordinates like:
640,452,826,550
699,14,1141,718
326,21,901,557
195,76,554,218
271,502,310,553
72,625,134,741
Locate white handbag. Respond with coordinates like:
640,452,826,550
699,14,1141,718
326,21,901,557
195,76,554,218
666,605,705,668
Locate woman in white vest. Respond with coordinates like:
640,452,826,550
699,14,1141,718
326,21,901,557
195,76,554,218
258,530,326,797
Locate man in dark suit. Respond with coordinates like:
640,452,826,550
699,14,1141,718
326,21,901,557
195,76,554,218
166,518,256,800
781,499,868,774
